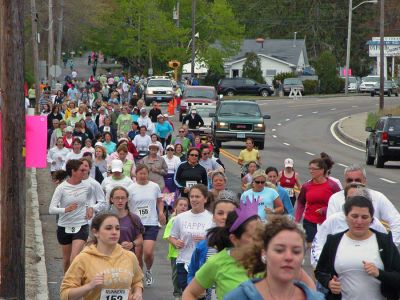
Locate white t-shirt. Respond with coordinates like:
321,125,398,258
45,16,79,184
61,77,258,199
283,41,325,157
310,212,387,267
47,147,70,172
170,210,213,264
133,135,151,152
84,177,107,214
327,189,400,245
101,175,135,203
49,180,92,227
162,155,182,174
334,233,385,300
129,181,161,226
63,151,83,169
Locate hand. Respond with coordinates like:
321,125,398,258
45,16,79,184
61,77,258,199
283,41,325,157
363,261,379,277
129,291,143,300
183,187,190,194
158,213,166,226
315,208,323,215
121,241,134,250
174,239,185,249
89,273,104,289
265,207,275,214
86,207,93,220
328,275,341,294
65,202,78,213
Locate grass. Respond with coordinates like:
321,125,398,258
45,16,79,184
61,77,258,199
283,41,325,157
366,106,400,128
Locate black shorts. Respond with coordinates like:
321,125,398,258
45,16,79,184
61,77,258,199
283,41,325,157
57,224,89,245
143,225,159,241
303,219,318,243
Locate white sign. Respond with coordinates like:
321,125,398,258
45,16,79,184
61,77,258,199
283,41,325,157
369,44,400,57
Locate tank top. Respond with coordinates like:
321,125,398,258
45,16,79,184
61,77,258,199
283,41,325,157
279,170,297,197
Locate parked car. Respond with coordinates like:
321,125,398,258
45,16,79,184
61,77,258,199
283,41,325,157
217,77,274,97
370,81,399,97
365,115,400,168
359,75,380,93
210,100,270,149
188,104,216,136
341,76,360,92
144,76,174,106
179,85,218,121
282,78,304,95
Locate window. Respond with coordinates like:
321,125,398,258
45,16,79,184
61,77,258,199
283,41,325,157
266,69,276,76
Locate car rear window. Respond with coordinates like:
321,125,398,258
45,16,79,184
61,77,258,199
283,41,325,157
388,119,400,132
219,103,261,117
184,89,215,99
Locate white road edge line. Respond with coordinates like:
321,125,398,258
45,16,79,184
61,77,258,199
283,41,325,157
283,142,290,146
379,178,396,184
330,119,365,152
338,163,349,168
312,111,318,114
305,152,315,156
330,108,336,111
272,135,277,138
285,118,290,121
271,128,276,132
297,114,303,117
277,123,282,126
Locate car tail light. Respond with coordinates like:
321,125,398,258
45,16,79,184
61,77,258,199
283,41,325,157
381,132,388,143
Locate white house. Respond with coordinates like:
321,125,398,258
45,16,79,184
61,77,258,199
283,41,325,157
224,39,310,85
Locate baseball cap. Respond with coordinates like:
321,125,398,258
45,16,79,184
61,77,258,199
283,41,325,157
163,113,169,118
140,108,146,112
157,114,164,119
148,143,160,150
166,144,174,150
284,158,294,168
111,159,123,172
65,126,73,132
94,142,103,147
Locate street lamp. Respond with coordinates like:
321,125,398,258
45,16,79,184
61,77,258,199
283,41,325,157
345,0,378,95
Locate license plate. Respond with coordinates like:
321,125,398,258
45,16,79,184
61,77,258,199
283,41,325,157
237,133,245,138
157,97,161,100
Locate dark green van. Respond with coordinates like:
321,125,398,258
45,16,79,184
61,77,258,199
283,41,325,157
209,100,270,149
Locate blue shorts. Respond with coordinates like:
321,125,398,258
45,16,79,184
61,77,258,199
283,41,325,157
143,225,159,241
303,219,318,243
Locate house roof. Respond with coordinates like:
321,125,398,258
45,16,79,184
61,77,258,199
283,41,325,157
226,39,309,66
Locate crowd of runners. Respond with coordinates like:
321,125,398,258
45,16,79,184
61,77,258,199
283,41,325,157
41,71,400,300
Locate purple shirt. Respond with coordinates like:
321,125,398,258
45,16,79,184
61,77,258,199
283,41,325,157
118,213,145,251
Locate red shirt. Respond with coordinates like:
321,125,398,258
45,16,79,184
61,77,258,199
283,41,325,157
295,178,340,224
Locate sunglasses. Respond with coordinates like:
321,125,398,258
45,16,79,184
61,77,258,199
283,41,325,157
346,178,363,183
179,130,185,133
254,180,266,184
189,154,199,157
202,152,210,155
166,149,174,151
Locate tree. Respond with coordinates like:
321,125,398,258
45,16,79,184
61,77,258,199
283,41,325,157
314,51,344,94
242,52,265,83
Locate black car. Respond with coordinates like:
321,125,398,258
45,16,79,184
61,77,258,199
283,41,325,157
217,77,273,97
365,115,400,168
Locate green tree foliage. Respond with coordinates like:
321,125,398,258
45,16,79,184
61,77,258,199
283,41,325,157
273,72,296,87
314,51,344,94
242,52,265,83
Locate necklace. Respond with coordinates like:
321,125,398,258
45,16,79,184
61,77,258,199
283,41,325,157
265,278,295,300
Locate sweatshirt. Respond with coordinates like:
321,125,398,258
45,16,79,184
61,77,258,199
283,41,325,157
60,244,143,300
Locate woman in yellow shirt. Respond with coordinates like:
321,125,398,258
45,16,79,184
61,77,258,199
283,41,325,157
238,138,261,177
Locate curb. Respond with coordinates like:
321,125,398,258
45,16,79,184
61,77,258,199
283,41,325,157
30,168,49,300
334,116,365,148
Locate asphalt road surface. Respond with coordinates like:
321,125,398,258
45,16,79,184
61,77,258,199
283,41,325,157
41,95,400,299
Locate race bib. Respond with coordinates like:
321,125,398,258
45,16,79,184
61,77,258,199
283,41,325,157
186,181,197,188
285,187,294,197
100,289,129,300
136,205,150,218
65,226,81,234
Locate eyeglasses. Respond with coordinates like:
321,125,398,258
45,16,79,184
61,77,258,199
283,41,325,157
202,152,210,155
254,180,266,184
189,154,199,157
179,130,185,133
113,196,127,200
166,149,174,151
346,178,363,183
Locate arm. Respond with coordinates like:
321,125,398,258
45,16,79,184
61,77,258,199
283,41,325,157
294,185,307,222
298,268,316,290
182,278,207,300
198,115,204,127
272,196,284,214
378,193,400,246
237,151,244,166
314,235,336,290
295,172,302,190
157,197,166,225
49,186,68,214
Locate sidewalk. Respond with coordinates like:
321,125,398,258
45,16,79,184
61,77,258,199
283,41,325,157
334,112,369,147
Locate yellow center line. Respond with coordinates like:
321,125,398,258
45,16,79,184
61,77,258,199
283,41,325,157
220,148,238,163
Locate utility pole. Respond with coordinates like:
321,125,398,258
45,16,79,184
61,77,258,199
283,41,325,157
0,0,26,298
48,0,55,87
55,0,64,76
379,0,385,110
344,0,352,95
31,0,41,115
191,0,196,79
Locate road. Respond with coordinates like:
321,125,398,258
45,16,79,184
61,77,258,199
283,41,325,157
40,95,400,299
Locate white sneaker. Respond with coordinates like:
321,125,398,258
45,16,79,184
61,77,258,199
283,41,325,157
145,269,153,286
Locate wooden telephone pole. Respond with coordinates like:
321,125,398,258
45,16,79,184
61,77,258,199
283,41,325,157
0,0,26,298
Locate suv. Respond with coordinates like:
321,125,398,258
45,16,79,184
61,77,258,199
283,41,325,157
179,86,218,121
365,115,400,168
144,76,174,106
210,100,270,149
217,77,273,97
359,75,380,93
282,78,304,96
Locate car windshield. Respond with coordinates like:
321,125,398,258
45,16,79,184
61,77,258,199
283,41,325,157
193,107,216,118
147,80,172,87
348,77,357,83
219,103,261,117
362,77,380,83
185,89,215,99
284,78,302,85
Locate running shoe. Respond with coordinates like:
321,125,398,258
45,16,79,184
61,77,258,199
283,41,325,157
145,269,153,286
